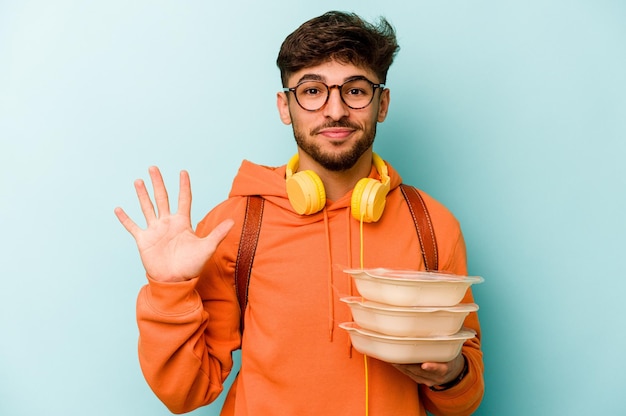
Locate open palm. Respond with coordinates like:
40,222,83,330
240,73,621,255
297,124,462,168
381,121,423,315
115,166,233,282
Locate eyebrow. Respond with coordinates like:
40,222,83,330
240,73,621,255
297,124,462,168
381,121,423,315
295,74,370,85
296,74,324,83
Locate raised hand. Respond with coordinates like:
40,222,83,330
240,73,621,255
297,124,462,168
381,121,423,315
114,166,234,282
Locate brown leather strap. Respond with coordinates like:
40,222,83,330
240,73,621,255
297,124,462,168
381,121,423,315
235,195,264,331
400,184,439,271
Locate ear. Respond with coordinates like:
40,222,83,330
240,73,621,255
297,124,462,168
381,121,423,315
277,92,292,125
376,88,390,123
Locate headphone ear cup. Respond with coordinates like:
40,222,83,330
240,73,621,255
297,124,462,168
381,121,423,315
351,178,388,223
286,170,326,215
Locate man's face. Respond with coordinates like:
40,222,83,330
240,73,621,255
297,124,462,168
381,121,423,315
277,61,390,172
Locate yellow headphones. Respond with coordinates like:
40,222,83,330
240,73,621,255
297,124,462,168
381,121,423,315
285,153,391,222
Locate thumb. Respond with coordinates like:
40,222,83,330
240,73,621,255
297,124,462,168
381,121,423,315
421,362,444,373
203,219,235,250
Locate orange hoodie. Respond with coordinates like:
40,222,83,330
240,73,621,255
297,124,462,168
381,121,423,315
136,159,484,415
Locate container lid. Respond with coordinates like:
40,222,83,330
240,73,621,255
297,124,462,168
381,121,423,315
339,322,477,341
340,296,479,313
344,268,484,284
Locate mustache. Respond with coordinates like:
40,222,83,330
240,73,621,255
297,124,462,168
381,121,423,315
311,120,360,135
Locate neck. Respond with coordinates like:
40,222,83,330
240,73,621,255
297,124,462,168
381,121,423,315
298,151,373,201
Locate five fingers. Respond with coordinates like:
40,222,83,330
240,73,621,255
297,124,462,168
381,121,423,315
116,167,192,232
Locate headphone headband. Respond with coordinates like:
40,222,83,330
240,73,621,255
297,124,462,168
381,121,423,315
287,153,388,182
285,152,390,222
371,153,390,191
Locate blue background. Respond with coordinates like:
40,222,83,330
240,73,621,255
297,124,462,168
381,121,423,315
1,1,624,415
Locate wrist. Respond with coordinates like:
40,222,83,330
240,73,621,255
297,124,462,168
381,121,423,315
143,276,201,314
429,355,468,392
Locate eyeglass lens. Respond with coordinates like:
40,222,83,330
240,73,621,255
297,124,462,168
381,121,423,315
294,79,377,111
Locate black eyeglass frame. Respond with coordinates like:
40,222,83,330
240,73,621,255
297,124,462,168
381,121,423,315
283,77,386,111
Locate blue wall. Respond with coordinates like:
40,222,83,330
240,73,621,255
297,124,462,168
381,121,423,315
1,1,624,415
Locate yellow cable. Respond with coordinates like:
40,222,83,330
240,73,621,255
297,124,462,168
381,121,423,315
359,213,369,416
359,215,364,269
364,354,369,416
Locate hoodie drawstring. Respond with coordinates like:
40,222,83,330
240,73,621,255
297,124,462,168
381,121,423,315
326,206,370,416
323,207,335,342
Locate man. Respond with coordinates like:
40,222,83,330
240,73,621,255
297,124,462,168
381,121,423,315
115,11,484,415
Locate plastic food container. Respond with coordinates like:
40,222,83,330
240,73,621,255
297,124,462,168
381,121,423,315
341,296,478,337
339,322,476,364
344,268,484,307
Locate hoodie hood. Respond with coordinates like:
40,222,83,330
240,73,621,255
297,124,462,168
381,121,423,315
228,160,294,211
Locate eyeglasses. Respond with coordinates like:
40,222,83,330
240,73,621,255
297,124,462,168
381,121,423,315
283,77,385,111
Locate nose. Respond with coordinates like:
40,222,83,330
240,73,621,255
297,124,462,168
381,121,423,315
322,85,350,120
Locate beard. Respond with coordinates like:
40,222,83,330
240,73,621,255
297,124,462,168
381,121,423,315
292,119,377,171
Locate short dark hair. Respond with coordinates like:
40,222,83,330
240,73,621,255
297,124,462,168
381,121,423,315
277,11,400,86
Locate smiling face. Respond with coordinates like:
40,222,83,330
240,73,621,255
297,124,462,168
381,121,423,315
277,60,390,172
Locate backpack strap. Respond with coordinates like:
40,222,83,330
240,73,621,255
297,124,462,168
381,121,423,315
235,186,439,332
399,184,439,271
235,195,264,332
